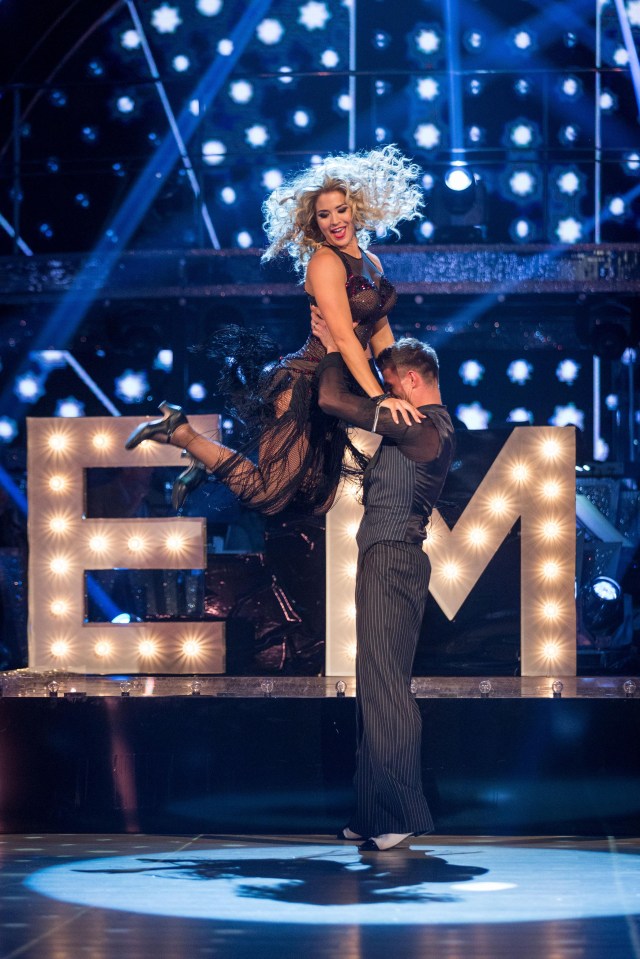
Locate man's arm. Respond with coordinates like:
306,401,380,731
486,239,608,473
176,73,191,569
317,353,411,443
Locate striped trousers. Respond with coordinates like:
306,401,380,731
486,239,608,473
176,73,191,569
350,541,434,838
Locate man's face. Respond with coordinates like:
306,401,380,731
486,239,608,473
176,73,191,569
382,365,409,402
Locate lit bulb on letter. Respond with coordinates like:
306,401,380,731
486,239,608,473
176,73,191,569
49,475,67,492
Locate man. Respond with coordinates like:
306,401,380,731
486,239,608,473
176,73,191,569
313,318,454,852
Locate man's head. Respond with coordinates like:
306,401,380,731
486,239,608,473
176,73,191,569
377,338,441,404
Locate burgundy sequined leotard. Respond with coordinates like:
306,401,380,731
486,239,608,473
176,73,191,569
211,245,397,516
285,245,398,366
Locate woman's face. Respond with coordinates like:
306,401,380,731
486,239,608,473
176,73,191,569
314,191,357,252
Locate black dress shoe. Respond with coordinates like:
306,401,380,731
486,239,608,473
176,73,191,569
172,456,208,510
359,832,413,852
125,402,188,450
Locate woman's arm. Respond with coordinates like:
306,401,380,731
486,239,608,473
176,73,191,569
306,250,385,398
369,316,394,357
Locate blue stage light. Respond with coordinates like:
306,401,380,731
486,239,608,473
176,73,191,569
15,373,44,404
509,218,534,242
217,38,234,56
188,382,207,402
418,221,435,240
245,124,269,147
559,125,579,145
298,1,331,31
514,78,531,97
512,30,534,51
414,123,441,150
114,370,149,404
120,29,141,50
278,66,293,84
39,223,54,238
605,393,619,411
87,60,104,77
81,126,98,143
463,30,484,52
416,77,440,101
608,196,626,218
116,96,135,115
154,349,174,372
335,93,352,113
468,78,482,95
414,27,441,56
560,76,582,98
372,31,391,50
422,173,434,191
236,231,253,248
151,4,182,34
507,359,533,385
508,121,536,148
49,90,68,108
112,613,133,624
172,54,190,72
321,49,339,68
556,359,580,385
46,157,60,173
34,350,66,369
202,140,226,166
292,109,312,129
456,403,491,430
0,417,18,443
555,217,583,243
509,170,537,197
624,152,640,174
220,186,236,204
507,408,533,423
582,576,624,637
196,0,222,15
75,193,90,208
229,80,253,104
375,127,388,143
459,360,485,386
55,397,85,418
262,168,283,189
468,126,483,144
556,170,582,195
599,90,617,112
613,46,630,66
549,403,585,429
256,18,284,44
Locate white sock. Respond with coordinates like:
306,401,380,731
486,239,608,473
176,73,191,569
369,832,411,851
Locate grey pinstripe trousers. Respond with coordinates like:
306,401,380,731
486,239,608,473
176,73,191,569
350,540,434,838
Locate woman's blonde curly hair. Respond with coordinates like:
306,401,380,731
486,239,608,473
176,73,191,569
261,144,423,277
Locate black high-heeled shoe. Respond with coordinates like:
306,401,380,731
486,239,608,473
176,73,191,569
172,456,208,510
125,401,188,450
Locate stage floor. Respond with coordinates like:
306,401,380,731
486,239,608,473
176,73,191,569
1,834,638,959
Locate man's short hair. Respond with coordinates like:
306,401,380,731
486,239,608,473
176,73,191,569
377,337,439,383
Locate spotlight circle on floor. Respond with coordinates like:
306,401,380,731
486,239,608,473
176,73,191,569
26,846,640,926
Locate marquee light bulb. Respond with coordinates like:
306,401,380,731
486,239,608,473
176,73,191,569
541,560,561,580
442,561,460,581
542,438,561,459
138,639,157,657
48,433,68,452
50,599,69,616
50,639,70,658
542,601,560,620
182,639,202,658
92,432,111,450
488,495,508,515
346,521,359,539
128,535,145,552
49,516,69,533
50,556,70,574
542,641,561,659
542,480,561,499
346,602,356,621
165,534,185,552
89,535,108,552
49,475,67,492
511,463,529,482
95,640,113,658
467,526,488,546
542,519,561,540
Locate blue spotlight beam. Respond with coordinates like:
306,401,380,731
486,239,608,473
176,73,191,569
0,210,33,256
0,0,274,421
613,0,640,121
125,0,220,249
444,0,464,159
0,463,28,514
62,351,121,416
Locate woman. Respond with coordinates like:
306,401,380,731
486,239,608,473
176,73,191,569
125,145,424,515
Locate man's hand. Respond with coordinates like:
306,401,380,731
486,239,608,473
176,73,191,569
310,304,339,352
380,397,425,425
